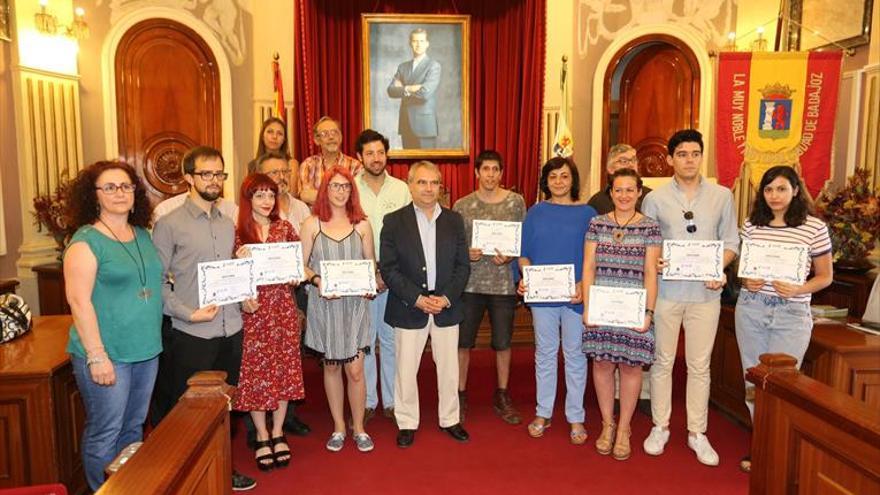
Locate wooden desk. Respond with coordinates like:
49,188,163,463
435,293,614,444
0,315,85,493
32,263,70,315
812,269,878,318
710,305,880,427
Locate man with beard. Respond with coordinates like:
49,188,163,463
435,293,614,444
452,150,525,425
354,129,411,424
152,146,257,491
257,151,311,233
298,116,362,205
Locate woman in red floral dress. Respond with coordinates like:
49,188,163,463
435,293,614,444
233,173,305,471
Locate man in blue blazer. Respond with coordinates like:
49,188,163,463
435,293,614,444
380,161,470,447
387,28,441,149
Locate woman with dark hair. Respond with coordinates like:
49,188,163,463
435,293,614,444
300,166,376,452
518,157,597,444
232,173,305,471
249,117,300,197
735,165,833,472
582,168,661,460
63,161,162,491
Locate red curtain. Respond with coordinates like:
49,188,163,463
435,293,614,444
293,0,546,205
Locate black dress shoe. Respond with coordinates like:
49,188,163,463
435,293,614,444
440,423,470,442
397,429,416,448
283,415,311,437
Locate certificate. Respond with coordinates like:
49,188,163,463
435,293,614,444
197,258,256,307
246,242,305,286
662,240,724,281
522,264,576,303
471,220,522,257
320,260,377,297
738,240,810,284
587,286,646,328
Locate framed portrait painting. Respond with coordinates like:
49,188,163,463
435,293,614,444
782,0,874,51
361,14,470,159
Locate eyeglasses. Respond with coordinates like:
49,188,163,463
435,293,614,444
264,169,287,177
615,156,638,166
315,129,341,139
683,211,697,233
328,182,352,192
95,182,136,194
192,171,229,182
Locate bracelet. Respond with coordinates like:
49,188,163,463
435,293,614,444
309,274,321,286
86,356,107,366
645,308,655,317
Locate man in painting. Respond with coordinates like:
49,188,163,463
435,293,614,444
387,28,441,149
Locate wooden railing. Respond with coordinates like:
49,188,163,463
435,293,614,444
96,371,234,495
747,354,880,494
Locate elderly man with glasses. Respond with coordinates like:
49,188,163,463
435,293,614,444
298,116,363,205
639,129,739,467
587,144,652,215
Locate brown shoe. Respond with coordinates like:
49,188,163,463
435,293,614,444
458,390,468,423
493,388,522,425
595,421,615,455
383,407,394,419
612,427,632,461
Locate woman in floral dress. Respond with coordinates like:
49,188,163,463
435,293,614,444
233,173,305,471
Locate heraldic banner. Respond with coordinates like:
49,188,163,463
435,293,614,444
716,51,842,197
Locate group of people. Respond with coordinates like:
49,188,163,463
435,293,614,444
63,119,832,491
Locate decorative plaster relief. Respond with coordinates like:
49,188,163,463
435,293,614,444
577,0,737,57
97,0,250,65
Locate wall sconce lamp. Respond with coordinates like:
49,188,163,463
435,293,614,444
34,1,89,40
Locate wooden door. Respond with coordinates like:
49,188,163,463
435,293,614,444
605,38,699,178
115,18,221,205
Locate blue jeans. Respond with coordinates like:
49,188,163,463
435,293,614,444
735,291,812,417
365,291,395,410
532,306,587,423
72,355,158,491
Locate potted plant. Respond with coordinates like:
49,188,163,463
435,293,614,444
815,168,880,271
32,178,73,257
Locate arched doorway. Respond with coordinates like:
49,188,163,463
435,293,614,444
601,35,700,184
115,18,221,205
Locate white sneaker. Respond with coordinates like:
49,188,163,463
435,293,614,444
643,426,670,456
688,432,720,466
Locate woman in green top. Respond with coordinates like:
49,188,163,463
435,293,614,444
64,161,163,491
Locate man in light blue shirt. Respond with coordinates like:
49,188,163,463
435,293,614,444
640,129,739,467
354,129,411,424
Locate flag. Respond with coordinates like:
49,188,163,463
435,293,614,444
553,57,573,158
272,54,286,122
716,51,842,197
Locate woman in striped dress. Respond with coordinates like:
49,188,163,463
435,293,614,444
301,166,376,453
735,165,833,471
582,168,661,461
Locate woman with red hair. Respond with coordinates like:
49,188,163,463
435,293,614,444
301,166,376,453
233,173,304,471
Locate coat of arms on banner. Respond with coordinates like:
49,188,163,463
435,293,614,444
758,83,795,139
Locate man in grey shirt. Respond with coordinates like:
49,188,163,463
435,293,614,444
640,130,739,467
152,146,257,491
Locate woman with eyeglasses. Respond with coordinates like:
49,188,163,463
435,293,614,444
231,173,305,471
518,157,597,445
249,117,300,198
582,168,661,460
735,165,833,472
63,161,162,490
300,166,376,452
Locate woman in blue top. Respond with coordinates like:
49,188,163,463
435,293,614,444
64,161,163,490
518,157,597,444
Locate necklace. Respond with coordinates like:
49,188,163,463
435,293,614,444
611,211,637,244
98,218,152,302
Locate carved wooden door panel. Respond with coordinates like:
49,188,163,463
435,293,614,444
618,43,699,177
115,18,220,205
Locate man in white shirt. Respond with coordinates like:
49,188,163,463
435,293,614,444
354,129,412,424
255,151,311,234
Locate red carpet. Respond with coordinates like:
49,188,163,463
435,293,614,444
231,348,749,494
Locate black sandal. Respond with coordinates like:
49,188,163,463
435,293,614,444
254,439,275,471
271,436,291,468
